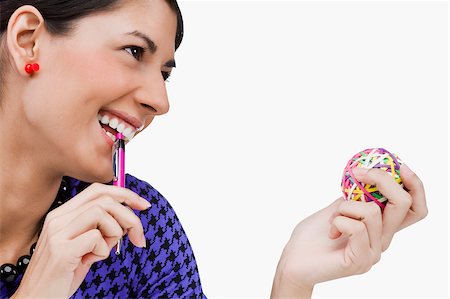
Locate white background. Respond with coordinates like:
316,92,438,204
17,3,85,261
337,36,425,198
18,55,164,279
128,1,449,298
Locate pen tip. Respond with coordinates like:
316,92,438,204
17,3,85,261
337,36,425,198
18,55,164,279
116,132,124,140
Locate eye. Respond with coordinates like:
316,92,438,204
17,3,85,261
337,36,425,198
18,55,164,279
161,71,171,82
124,46,145,61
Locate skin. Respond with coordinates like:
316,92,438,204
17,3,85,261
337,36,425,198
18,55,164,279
271,166,428,298
0,1,428,298
0,0,175,296
1,0,174,262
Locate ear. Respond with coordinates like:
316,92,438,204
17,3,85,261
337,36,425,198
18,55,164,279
6,5,45,76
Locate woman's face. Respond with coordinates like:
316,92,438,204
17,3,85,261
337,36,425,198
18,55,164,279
19,0,177,182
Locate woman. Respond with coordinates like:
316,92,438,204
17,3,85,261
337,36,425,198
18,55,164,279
0,0,427,298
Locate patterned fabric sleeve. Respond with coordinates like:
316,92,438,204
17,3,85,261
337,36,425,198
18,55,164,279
125,174,206,298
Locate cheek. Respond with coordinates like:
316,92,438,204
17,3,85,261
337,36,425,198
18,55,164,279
38,44,134,109
22,46,136,145
60,47,133,98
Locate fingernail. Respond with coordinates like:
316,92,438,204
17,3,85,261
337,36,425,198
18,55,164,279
401,164,414,177
352,167,369,177
141,198,151,209
141,235,147,248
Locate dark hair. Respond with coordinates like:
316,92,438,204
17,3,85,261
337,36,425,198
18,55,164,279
0,0,184,97
0,0,183,48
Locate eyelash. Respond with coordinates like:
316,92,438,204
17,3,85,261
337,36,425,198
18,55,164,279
124,46,172,82
124,45,146,61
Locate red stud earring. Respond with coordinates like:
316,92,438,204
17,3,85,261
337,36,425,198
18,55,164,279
25,63,40,74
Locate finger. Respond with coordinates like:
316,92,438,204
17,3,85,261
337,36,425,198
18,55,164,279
51,183,151,216
328,207,342,239
61,204,145,248
81,199,145,247
63,205,124,241
397,164,428,230
67,229,111,266
329,224,342,239
331,216,371,271
353,168,411,251
333,200,382,253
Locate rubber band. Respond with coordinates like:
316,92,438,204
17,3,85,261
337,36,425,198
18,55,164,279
341,148,404,210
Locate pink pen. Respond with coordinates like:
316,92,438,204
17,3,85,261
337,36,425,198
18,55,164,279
112,132,125,255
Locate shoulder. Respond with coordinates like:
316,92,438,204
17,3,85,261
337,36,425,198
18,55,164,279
124,174,180,233
124,174,206,298
124,173,170,208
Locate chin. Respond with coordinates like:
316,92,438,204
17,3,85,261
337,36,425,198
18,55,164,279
87,171,115,184
69,166,115,184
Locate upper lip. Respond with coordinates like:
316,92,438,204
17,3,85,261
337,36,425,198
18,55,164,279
100,108,144,131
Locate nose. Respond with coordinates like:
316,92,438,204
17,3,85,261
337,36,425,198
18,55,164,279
134,70,170,116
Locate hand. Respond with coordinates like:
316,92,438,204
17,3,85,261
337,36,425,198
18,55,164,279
271,164,427,298
12,183,151,299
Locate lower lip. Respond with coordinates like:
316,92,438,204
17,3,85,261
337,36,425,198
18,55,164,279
99,125,115,147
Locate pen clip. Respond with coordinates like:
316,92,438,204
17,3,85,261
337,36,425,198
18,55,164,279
112,140,119,184
112,133,125,187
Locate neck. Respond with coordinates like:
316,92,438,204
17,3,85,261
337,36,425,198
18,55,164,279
0,102,63,261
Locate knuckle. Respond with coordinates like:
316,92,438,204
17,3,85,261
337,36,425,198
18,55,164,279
354,222,366,235
339,258,353,273
417,207,429,220
89,182,105,192
111,222,124,237
100,251,109,259
381,236,392,252
354,266,365,275
353,260,373,275
131,213,143,226
367,202,381,218
401,193,413,209
102,195,116,206
45,210,57,222
421,207,429,219
375,254,381,264
372,168,389,179
90,204,106,218
92,228,103,239
395,192,412,209
362,262,373,274
114,226,125,238
372,251,381,264
44,214,59,234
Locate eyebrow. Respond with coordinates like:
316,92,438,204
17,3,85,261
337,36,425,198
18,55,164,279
125,30,176,68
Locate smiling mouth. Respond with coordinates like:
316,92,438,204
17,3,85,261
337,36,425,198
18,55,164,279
97,112,138,142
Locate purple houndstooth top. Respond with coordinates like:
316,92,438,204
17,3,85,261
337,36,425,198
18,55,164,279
0,174,206,298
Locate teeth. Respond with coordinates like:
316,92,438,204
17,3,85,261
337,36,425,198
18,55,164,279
109,118,119,129
105,131,117,142
122,127,132,139
101,115,110,125
98,113,137,141
116,123,125,133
